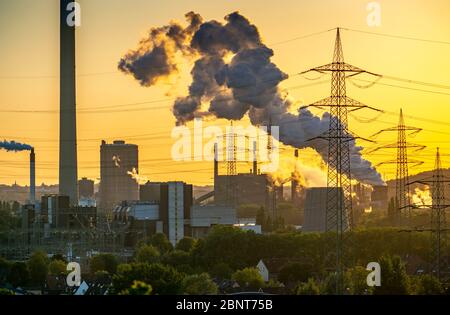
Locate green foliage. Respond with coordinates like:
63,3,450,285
90,253,118,275
162,250,192,273
387,197,398,226
120,280,153,295
27,251,49,286
255,207,265,227
0,202,20,232
277,202,301,225
231,267,264,289
149,233,173,254
48,260,67,276
50,254,67,264
373,255,411,295
175,237,195,252
295,278,320,295
112,263,184,295
278,262,314,285
416,274,444,295
7,262,29,287
191,225,259,270
182,273,218,295
135,244,160,264
0,257,12,284
346,266,373,295
94,270,111,284
0,288,15,295
237,204,260,218
210,262,233,280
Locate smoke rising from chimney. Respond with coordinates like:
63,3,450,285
119,12,383,185
0,140,33,152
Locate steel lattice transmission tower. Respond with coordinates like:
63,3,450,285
226,122,237,205
370,109,425,225
431,148,448,282
406,148,449,282
300,28,381,294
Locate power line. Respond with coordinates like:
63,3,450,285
270,28,336,46
350,78,450,96
341,27,450,46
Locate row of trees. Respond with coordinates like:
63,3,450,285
0,201,20,232
294,255,445,295
86,227,446,295
0,251,67,289
1,226,447,294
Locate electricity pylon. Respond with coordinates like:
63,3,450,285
370,109,425,225
300,27,382,294
405,148,449,283
431,148,448,282
226,122,237,205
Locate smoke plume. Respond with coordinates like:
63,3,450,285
0,140,33,152
119,12,383,185
127,167,148,185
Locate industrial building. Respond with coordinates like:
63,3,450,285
78,177,94,199
41,195,96,230
371,185,389,212
99,140,139,214
78,177,96,207
114,181,193,246
190,205,236,238
214,173,269,206
303,187,348,232
139,181,162,202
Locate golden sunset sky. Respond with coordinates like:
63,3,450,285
0,0,449,186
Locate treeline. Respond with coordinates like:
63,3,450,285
0,200,21,231
1,227,448,295
0,251,67,290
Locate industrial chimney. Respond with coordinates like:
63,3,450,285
59,0,78,204
252,140,257,175
291,149,299,203
214,142,219,184
30,148,36,205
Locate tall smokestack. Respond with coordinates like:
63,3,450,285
253,140,257,175
30,148,36,205
59,0,78,204
214,142,219,182
291,149,299,203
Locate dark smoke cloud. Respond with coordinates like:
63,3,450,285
0,140,33,152
118,11,202,86
119,11,384,185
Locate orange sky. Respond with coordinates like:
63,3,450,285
0,0,449,186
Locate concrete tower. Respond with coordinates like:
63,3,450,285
59,0,78,204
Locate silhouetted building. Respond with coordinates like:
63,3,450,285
78,177,94,199
303,187,348,232
190,205,236,238
99,140,138,214
41,195,70,228
139,181,162,202
40,194,96,230
214,173,269,206
371,185,388,212
57,206,97,229
114,181,193,246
